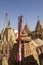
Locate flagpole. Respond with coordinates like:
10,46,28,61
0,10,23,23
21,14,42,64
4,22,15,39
17,16,22,65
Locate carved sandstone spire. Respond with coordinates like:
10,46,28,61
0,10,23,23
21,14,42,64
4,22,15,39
23,22,30,34
35,16,42,32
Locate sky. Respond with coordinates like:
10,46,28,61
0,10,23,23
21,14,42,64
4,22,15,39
0,0,43,31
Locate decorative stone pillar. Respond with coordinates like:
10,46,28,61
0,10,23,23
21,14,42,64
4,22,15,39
2,56,8,65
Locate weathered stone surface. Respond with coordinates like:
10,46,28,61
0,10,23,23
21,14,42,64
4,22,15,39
2,56,8,65
0,24,16,65
9,30,40,65
0,19,43,65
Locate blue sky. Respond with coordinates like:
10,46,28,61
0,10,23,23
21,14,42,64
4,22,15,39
0,0,43,31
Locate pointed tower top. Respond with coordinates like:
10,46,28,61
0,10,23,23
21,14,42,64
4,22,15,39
37,16,41,25
6,20,11,28
5,12,8,17
23,21,30,34
35,16,42,31
8,20,10,26
37,16,40,24
37,16,39,21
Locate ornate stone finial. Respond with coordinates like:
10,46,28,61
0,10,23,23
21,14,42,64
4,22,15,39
37,16,40,22
37,16,39,21
35,16,42,32
8,20,10,26
5,12,8,20
5,12,8,17
37,16,40,25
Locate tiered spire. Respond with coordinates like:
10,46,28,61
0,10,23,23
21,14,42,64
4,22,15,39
23,22,30,34
35,16,42,32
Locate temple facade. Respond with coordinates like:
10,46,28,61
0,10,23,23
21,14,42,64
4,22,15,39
0,21,16,65
0,14,43,65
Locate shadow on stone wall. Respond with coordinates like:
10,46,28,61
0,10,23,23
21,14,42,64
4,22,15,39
8,43,18,65
22,55,38,65
0,59,2,65
39,53,43,65
8,43,38,65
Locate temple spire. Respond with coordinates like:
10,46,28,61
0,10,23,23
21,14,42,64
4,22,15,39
8,20,10,26
26,21,28,26
35,16,42,32
37,16,39,21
